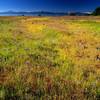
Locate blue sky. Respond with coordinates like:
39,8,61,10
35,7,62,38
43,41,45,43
0,0,100,12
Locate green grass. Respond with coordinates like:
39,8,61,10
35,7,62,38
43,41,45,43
0,16,100,100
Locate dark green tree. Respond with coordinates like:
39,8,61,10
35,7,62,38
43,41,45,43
93,7,100,15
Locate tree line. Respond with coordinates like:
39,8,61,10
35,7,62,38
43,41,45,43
92,7,100,15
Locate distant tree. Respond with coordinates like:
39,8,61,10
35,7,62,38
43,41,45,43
69,12,76,16
93,7,100,15
68,12,76,16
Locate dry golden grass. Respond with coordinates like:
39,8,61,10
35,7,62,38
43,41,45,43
0,16,100,100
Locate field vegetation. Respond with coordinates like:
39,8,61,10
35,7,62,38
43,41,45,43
0,16,100,100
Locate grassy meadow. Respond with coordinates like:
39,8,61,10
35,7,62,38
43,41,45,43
0,16,100,100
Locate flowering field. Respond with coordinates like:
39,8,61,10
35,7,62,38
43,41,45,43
0,16,100,100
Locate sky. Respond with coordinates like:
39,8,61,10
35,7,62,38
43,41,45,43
0,0,100,12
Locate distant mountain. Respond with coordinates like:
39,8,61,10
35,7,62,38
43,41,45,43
0,11,67,14
0,11,91,16
68,12,92,16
